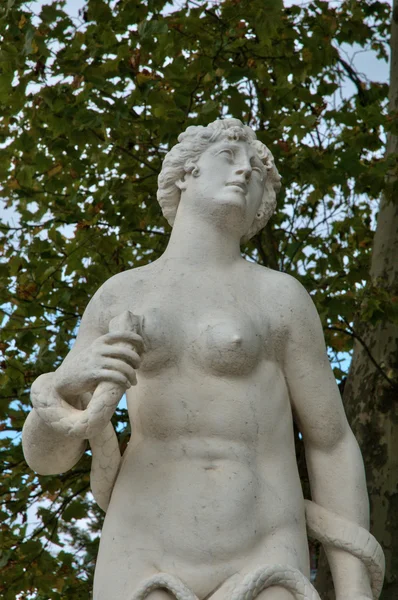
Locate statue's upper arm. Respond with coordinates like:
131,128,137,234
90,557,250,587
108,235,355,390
62,285,108,362
281,276,349,451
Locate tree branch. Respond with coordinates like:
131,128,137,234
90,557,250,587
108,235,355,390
327,325,397,388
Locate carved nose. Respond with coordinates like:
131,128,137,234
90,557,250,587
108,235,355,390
236,166,251,181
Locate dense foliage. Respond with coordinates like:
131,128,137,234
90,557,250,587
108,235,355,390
0,0,395,597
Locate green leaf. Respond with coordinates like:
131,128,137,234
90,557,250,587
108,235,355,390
62,500,88,522
23,26,36,56
201,100,219,114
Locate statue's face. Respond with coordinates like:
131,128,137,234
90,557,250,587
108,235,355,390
180,137,266,235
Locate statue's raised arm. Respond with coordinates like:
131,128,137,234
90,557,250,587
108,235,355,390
22,292,144,510
23,119,384,600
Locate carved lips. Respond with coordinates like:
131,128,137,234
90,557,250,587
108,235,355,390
226,181,248,194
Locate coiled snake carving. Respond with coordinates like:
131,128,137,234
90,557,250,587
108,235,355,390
31,311,385,600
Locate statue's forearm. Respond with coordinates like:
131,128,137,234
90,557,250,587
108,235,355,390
306,429,373,598
22,386,88,476
325,548,372,599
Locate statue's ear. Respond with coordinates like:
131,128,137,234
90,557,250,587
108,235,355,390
175,178,187,191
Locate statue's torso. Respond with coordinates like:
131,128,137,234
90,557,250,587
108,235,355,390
93,260,309,599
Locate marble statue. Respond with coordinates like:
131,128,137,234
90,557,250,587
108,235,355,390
22,119,384,600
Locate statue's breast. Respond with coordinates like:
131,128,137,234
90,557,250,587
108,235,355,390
138,307,178,373
190,312,263,376
139,306,263,377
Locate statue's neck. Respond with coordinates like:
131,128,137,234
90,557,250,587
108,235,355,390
162,211,242,269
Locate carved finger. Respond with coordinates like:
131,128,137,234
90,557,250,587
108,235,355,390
94,369,135,389
99,346,141,369
98,358,137,386
102,332,145,353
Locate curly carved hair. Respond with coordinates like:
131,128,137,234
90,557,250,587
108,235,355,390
157,118,281,242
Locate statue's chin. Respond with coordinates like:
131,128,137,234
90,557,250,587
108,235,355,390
209,189,249,215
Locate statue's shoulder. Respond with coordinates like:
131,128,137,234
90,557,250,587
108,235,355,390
248,262,304,298
98,263,154,297
268,269,308,301
84,263,156,331
247,262,313,319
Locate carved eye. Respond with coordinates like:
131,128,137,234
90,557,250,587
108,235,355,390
252,166,264,180
217,148,234,161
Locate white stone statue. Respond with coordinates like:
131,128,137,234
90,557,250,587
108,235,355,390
22,119,384,600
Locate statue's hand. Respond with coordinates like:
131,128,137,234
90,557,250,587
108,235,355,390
54,330,144,401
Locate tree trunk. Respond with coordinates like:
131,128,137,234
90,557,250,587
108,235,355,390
315,2,398,598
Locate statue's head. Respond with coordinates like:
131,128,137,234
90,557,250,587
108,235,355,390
157,118,281,242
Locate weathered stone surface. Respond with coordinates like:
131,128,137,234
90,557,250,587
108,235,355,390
22,119,382,600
